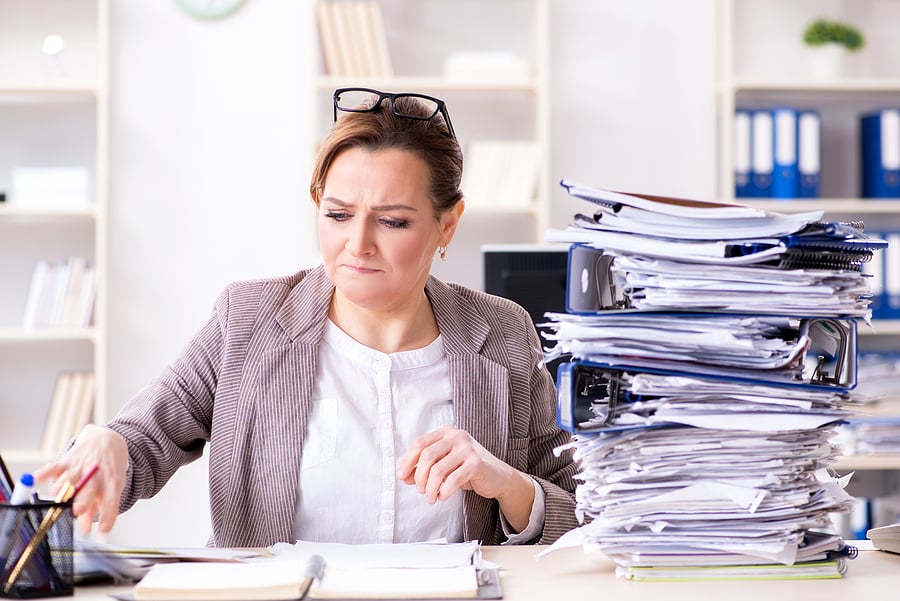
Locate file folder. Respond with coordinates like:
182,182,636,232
750,110,774,197
564,233,885,316
734,110,752,198
556,316,857,434
797,110,821,198
771,108,799,199
860,109,900,198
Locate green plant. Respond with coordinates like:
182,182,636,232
803,18,865,51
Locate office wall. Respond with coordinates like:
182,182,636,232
105,0,714,545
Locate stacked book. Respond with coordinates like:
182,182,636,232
22,256,97,329
315,0,393,78
540,180,886,580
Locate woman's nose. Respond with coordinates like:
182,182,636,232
345,221,375,256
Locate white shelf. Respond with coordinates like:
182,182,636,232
722,78,900,93
834,454,900,472
0,205,99,219
0,327,99,343
315,75,540,92
743,199,900,213
0,0,109,465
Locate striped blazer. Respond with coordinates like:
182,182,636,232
108,266,579,547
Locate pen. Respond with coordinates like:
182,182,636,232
2,465,99,594
298,554,325,600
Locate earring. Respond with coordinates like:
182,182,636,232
438,246,447,262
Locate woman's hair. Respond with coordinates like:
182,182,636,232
310,96,464,218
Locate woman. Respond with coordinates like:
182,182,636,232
36,88,578,547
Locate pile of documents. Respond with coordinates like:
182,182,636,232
542,180,886,580
838,352,900,455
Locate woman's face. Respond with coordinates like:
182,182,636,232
318,146,459,312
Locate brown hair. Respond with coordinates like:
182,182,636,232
310,96,464,218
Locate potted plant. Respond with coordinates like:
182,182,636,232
802,18,865,79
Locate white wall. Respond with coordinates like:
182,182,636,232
104,0,715,545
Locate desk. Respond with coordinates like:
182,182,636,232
71,545,900,601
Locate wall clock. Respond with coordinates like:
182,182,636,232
175,0,247,20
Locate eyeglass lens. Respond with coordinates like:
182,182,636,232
335,89,440,119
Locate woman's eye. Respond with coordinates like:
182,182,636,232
381,218,410,229
324,210,351,222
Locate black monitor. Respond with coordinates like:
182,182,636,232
482,244,571,383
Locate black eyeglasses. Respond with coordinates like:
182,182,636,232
333,87,456,139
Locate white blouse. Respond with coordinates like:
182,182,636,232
293,320,544,544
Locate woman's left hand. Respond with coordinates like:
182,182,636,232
396,425,534,531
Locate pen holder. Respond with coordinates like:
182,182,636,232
0,501,74,599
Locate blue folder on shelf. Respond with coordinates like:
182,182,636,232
860,109,900,198
797,109,821,198
734,109,752,198
771,107,799,199
750,110,774,197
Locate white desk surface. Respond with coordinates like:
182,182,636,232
71,544,900,601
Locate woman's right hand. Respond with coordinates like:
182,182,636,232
33,424,129,535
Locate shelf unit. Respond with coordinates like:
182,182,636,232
0,0,108,469
308,0,550,291
715,1,900,487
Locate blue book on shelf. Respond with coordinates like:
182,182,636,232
749,109,773,197
797,109,821,198
771,107,799,198
860,109,900,198
734,109,752,198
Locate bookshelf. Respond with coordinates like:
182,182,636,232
308,0,551,290
0,0,108,468
715,1,900,516
715,0,900,344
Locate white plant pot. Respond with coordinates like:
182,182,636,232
806,44,849,80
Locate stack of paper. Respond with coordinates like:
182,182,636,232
542,181,884,580
838,352,900,455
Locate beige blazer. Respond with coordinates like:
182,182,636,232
109,266,579,546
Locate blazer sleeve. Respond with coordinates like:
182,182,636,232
105,290,229,512
493,297,580,544
520,321,581,544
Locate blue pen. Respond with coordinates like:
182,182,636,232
0,474,35,571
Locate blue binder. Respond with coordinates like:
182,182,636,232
860,109,900,198
556,315,858,434
797,110,821,198
734,109,752,198
771,107,799,198
750,110,773,197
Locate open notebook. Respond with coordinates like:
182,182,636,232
132,557,496,600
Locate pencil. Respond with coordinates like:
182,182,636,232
2,465,99,594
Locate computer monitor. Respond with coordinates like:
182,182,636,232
482,243,571,383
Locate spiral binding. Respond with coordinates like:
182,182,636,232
774,248,873,271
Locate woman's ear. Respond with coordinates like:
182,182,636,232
440,199,465,245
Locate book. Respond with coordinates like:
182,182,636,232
316,1,345,76
133,558,483,601
41,372,73,455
